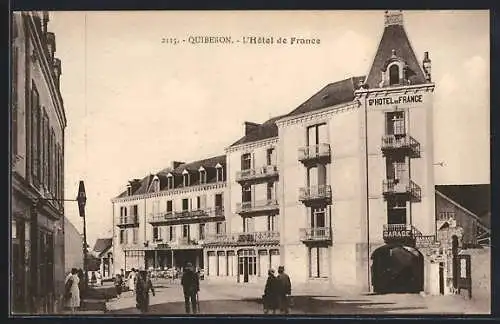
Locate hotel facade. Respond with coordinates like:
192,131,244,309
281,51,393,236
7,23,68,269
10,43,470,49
111,11,488,294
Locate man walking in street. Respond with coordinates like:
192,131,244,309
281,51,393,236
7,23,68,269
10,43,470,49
181,262,200,314
276,266,292,315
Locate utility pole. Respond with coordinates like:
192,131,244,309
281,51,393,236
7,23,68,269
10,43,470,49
77,181,88,291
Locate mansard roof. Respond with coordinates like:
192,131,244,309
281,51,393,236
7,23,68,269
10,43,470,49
285,76,366,118
230,115,284,147
365,15,428,88
115,155,226,198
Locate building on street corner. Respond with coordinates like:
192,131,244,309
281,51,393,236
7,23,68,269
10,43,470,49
110,10,490,297
11,11,67,314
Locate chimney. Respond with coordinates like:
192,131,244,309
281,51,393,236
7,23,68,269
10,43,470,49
244,121,260,136
384,10,404,27
422,51,432,82
42,11,49,33
171,161,185,169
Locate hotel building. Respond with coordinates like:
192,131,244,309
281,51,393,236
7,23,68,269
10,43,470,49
112,11,489,294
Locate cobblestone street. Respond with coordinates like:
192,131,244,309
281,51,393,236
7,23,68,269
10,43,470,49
103,279,490,315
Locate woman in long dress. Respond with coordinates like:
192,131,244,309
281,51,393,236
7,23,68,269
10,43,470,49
128,269,136,294
64,268,81,313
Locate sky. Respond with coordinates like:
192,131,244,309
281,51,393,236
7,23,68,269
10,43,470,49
47,10,490,247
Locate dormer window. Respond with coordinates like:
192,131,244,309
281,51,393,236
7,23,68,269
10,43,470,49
182,170,190,186
199,166,207,184
389,64,399,85
167,174,174,190
152,177,160,193
216,163,223,182
127,185,132,196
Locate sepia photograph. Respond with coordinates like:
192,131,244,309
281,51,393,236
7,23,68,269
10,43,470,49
10,9,491,316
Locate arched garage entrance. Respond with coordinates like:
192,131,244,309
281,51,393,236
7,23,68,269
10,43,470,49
371,244,424,294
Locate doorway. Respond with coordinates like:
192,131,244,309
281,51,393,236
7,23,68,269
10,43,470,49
439,262,445,295
238,249,256,283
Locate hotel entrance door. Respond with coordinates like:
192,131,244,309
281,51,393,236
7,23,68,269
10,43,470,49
238,249,256,283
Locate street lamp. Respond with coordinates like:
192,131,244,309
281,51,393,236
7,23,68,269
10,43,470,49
76,181,88,290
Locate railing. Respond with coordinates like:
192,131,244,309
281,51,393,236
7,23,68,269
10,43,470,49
382,179,421,201
148,207,224,223
236,165,279,182
381,134,420,157
236,199,279,213
117,216,139,226
204,231,280,245
298,143,331,162
300,227,332,242
299,185,332,202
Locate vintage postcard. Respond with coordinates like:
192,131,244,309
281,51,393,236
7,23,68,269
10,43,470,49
10,10,490,316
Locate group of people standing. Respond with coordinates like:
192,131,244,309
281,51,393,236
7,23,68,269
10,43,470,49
113,268,156,313
262,266,292,315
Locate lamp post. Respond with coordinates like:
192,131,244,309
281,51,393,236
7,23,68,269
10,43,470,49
76,181,88,290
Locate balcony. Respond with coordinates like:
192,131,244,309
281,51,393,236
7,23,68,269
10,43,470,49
382,223,422,246
382,179,421,202
381,134,420,158
236,199,279,215
203,231,280,246
300,227,332,244
116,216,139,228
148,207,225,225
299,185,332,206
298,143,331,165
236,165,279,184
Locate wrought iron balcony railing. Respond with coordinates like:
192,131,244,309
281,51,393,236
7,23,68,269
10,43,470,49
236,199,279,214
381,134,420,158
299,185,332,203
382,179,421,202
203,231,280,245
117,216,139,227
298,143,331,163
300,227,332,242
236,165,279,183
148,207,224,224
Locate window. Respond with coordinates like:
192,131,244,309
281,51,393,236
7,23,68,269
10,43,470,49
12,46,18,157
387,198,407,224
386,156,408,181
120,206,127,223
152,178,160,192
30,83,40,182
311,207,326,228
183,225,190,238
216,222,225,234
241,153,251,170
182,198,189,211
307,165,327,188
216,164,223,182
438,211,455,221
132,228,138,244
37,104,42,182
153,227,160,241
131,205,139,223
197,196,201,210
267,215,277,231
166,200,173,213
119,230,125,244
389,64,400,85
266,148,275,166
386,111,405,136
183,172,190,186
267,182,274,201
243,218,254,233
199,223,206,240
199,169,207,184
215,193,223,209
167,175,174,189
309,247,328,278
242,185,252,203
307,123,327,147
169,226,175,241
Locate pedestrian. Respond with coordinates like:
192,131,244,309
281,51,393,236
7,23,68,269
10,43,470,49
276,266,292,315
114,273,123,299
262,268,279,315
181,262,200,314
135,270,155,313
128,268,137,294
77,269,85,302
91,271,97,286
64,268,80,313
